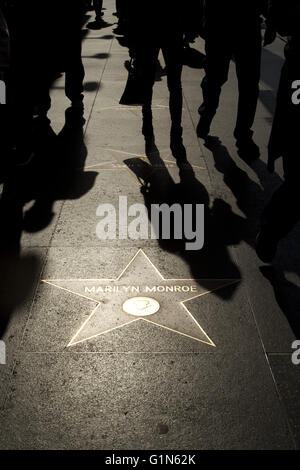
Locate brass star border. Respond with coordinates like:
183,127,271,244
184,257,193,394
84,148,205,180
42,250,240,348
84,104,205,179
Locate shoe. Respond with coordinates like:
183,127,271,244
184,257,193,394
142,120,154,138
113,25,126,35
145,135,156,155
87,19,105,30
95,16,104,24
196,116,211,139
170,131,187,163
255,227,279,263
236,137,260,161
170,140,187,162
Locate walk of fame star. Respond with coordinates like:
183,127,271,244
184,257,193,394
85,148,205,174
42,250,239,347
84,105,204,175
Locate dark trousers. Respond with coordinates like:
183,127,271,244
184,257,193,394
199,26,262,140
136,34,183,132
6,61,35,156
36,34,85,114
263,57,300,240
263,174,300,241
116,0,127,19
65,42,85,103
94,0,103,21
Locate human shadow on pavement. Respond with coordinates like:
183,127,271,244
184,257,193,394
204,135,300,271
124,138,242,300
87,19,113,30
4,110,98,233
0,109,98,337
0,201,42,339
204,136,283,242
260,266,300,338
259,47,285,117
204,135,300,333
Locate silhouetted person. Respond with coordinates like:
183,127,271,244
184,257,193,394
0,4,9,79
123,139,241,285
197,0,269,161
93,0,104,23
114,0,129,34
1,1,85,165
0,3,10,171
87,0,105,28
256,0,300,262
115,0,123,17
127,0,200,162
2,0,39,165
34,1,86,123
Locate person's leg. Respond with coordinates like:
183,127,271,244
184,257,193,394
116,0,120,16
233,26,261,158
65,63,85,108
135,39,159,137
197,36,231,137
32,66,56,123
162,34,183,136
256,54,300,262
116,0,127,21
256,166,300,262
7,64,35,165
160,34,186,160
65,37,85,109
93,0,103,22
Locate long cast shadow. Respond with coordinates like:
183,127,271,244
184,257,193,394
0,0,103,339
124,138,242,300
204,136,283,242
0,197,42,338
204,135,300,332
260,266,300,338
0,111,98,337
260,47,285,116
7,110,98,233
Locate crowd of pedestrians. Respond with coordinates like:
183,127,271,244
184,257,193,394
0,0,299,262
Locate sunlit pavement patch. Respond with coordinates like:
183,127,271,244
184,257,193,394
42,249,239,347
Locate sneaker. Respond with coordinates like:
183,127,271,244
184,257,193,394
170,132,187,163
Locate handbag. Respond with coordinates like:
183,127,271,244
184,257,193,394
119,58,145,106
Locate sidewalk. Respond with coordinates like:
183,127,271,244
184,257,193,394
0,0,299,449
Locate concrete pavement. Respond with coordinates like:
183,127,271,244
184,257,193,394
0,0,299,449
